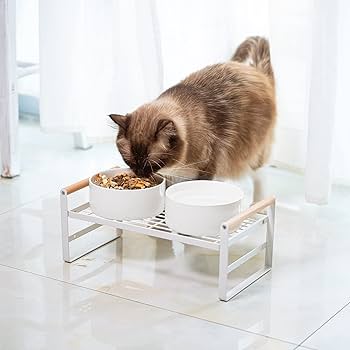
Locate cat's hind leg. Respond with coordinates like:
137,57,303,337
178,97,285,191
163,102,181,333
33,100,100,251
252,167,266,203
250,142,272,203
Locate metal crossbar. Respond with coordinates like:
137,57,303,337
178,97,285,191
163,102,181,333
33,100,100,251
60,180,275,301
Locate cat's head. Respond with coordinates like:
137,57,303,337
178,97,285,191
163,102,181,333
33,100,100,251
109,105,184,177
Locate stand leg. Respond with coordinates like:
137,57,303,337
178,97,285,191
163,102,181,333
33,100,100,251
60,189,120,263
218,224,229,301
218,202,275,302
265,201,275,268
60,189,70,262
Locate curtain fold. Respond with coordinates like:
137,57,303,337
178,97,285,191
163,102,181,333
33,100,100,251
305,0,338,204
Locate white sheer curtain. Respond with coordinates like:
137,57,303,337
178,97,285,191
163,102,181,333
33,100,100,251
305,0,338,204
39,0,349,203
39,0,163,138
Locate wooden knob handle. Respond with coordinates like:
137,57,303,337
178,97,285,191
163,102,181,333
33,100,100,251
224,196,275,232
62,178,89,195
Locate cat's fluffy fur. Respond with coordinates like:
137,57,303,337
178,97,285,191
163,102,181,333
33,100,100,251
110,36,276,198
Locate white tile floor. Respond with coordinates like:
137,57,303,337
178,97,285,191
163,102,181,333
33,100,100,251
0,120,350,349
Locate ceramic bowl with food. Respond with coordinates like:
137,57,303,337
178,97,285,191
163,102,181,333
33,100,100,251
89,168,165,220
165,180,243,237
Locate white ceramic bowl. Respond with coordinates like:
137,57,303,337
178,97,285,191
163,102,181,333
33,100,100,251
165,180,244,237
89,168,165,220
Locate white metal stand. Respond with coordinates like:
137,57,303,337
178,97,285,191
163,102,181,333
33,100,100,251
60,178,275,301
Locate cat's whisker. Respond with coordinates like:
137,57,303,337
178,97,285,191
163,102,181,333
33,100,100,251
142,160,147,171
171,161,186,168
147,160,154,174
149,152,173,156
149,173,157,183
149,159,164,169
170,158,186,166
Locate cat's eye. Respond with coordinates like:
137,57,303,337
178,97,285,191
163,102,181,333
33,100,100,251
169,135,177,148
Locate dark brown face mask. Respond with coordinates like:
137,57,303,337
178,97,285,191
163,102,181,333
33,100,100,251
110,113,181,177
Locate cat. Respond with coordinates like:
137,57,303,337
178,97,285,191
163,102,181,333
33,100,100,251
110,36,276,201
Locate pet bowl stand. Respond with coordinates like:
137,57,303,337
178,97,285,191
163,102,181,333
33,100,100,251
60,178,275,302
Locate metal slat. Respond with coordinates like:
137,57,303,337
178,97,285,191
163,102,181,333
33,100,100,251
227,242,266,274
68,210,219,251
71,202,90,213
65,237,117,263
68,223,102,242
222,267,271,301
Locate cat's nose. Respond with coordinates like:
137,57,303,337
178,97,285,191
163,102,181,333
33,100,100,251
137,168,154,178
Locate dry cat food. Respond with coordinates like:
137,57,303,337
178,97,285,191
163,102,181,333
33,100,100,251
94,173,158,190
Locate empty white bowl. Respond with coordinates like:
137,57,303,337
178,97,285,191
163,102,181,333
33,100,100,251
165,180,244,237
89,168,165,220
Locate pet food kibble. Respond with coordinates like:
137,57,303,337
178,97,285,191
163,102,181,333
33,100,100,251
93,173,158,190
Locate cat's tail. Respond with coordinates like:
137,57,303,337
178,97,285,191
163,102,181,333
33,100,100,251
232,36,274,86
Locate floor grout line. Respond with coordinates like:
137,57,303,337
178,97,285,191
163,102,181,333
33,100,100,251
293,344,318,350
297,299,350,348
0,262,299,348
293,346,317,350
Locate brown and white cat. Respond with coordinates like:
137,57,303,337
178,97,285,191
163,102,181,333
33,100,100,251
110,36,276,201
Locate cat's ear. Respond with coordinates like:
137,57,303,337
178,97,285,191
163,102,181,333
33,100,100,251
156,119,176,137
109,114,129,132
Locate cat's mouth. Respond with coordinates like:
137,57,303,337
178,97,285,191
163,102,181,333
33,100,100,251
131,159,163,178
132,166,157,178
133,169,152,178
